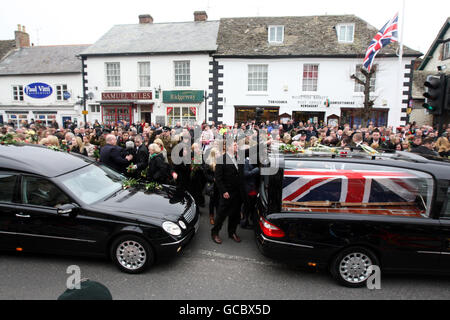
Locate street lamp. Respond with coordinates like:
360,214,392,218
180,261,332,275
154,85,161,100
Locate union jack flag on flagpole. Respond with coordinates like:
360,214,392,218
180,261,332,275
363,13,399,72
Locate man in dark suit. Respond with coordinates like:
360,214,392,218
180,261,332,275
368,130,389,149
100,134,133,173
211,141,243,244
131,135,149,177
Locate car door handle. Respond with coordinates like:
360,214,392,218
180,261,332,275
16,213,30,218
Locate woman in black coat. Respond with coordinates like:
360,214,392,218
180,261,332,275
147,143,174,184
172,135,191,194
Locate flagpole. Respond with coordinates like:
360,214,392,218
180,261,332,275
398,0,406,126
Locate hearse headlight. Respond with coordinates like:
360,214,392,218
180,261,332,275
179,220,187,230
162,221,182,236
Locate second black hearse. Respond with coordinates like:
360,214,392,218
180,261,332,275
256,151,450,287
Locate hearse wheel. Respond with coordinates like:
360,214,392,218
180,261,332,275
330,246,379,288
111,235,154,274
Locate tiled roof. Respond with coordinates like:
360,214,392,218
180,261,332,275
0,40,16,60
215,15,421,57
81,21,220,56
0,45,89,75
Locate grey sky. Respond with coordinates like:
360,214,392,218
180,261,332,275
1,0,448,56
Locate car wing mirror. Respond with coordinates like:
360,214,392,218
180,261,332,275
57,203,79,215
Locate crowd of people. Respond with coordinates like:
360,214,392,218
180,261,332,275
275,119,450,157
1,117,450,243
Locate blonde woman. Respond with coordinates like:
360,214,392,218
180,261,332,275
436,137,450,157
401,141,410,151
70,136,88,156
39,137,49,146
205,147,219,225
46,135,60,147
153,138,168,163
83,135,97,158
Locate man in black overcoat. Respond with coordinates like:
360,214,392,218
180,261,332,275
100,134,133,173
211,141,243,244
130,135,149,178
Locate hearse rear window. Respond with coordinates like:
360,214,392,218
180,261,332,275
282,161,434,218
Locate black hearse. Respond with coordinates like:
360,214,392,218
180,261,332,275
256,150,450,287
0,144,198,273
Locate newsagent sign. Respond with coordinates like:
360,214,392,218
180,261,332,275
101,92,152,100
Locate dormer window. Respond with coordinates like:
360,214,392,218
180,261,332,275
337,24,355,43
443,41,450,60
268,25,284,44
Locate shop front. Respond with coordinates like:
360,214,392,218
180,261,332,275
340,108,389,127
163,90,204,126
166,106,198,126
1,106,79,128
4,111,29,127
292,111,325,125
33,111,57,126
102,105,133,125
139,103,153,124
234,106,279,124
100,91,153,125
3,110,60,127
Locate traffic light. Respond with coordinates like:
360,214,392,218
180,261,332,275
423,75,445,115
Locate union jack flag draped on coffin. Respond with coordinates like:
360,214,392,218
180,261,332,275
363,13,399,72
282,169,418,205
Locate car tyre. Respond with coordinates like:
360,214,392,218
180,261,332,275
111,235,154,274
330,246,379,288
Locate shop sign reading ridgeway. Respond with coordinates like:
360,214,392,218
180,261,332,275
163,90,204,103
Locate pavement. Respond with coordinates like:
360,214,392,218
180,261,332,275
1,202,450,300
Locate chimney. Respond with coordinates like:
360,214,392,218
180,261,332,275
194,11,208,22
139,14,153,24
15,24,30,48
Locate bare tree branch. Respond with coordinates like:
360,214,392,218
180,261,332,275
350,65,377,127
351,74,365,86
